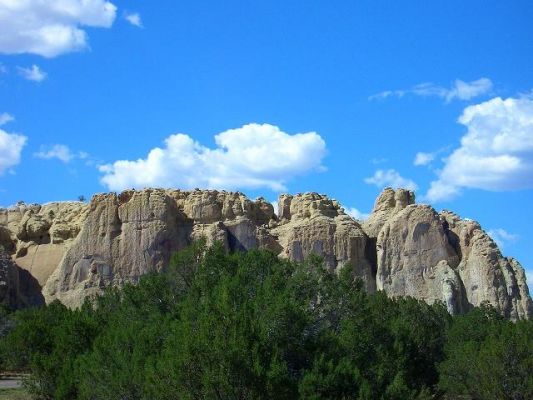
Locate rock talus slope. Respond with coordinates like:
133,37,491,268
0,188,531,319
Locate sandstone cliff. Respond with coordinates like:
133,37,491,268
1,188,531,319
0,246,43,309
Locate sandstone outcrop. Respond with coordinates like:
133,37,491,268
0,246,44,309
271,193,375,291
440,211,532,320
373,197,532,319
0,188,530,319
43,189,278,307
0,202,88,288
362,187,415,239
376,205,464,314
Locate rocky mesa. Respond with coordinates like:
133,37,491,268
0,187,531,320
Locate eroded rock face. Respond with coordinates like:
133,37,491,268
43,189,278,307
272,193,375,292
1,187,530,319
0,202,88,287
441,211,532,320
370,192,531,320
0,246,44,309
376,205,464,314
363,188,415,238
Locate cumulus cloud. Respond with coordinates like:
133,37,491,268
370,78,493,103
124,12,143,28
0,113,14,126
34,144,88,163
345,207,370,221
0,0,117,58
18,65,47,81
0,129,27,175
99,123,327,192
414,152,435,166
34,144,74,162
425,96,533,202
487,228,519,249
364,169,418,191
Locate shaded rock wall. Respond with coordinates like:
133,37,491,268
1,246,44,309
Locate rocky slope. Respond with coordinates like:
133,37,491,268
1,188,531,319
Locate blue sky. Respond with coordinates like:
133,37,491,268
1,1,532,285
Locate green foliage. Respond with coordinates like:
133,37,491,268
439,304,533,400
0,242,531,399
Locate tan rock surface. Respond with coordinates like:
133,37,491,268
368,190,531,319
0,201,88,289
0,187,529,319
441,211,532,319
272,193,375,292
0,246,44,308
376,205,464,313
43,189,278,307
362,187,415,238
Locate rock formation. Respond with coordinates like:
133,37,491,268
0,202,88,287
271,193,374,292
0,188,531,319
1,246,44,309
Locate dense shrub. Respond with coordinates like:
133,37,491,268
0,242,531,399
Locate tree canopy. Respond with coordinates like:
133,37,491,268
1,241,532,399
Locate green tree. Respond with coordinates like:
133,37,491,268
1,242,531,400
439,305,533,400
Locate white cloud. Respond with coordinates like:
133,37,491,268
0,63,7,74
370,78,493,103
425,96,533,202
124,12,143,28
345,207,370,221
364,169,418,191
369,90,406,101
413,152,435,166
0,113,14,126
18,65,47,82
34,144,85,163
0,129,27,175
99,123,327,192
487,228,519,249
0,0,117,58
445,78,494,102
